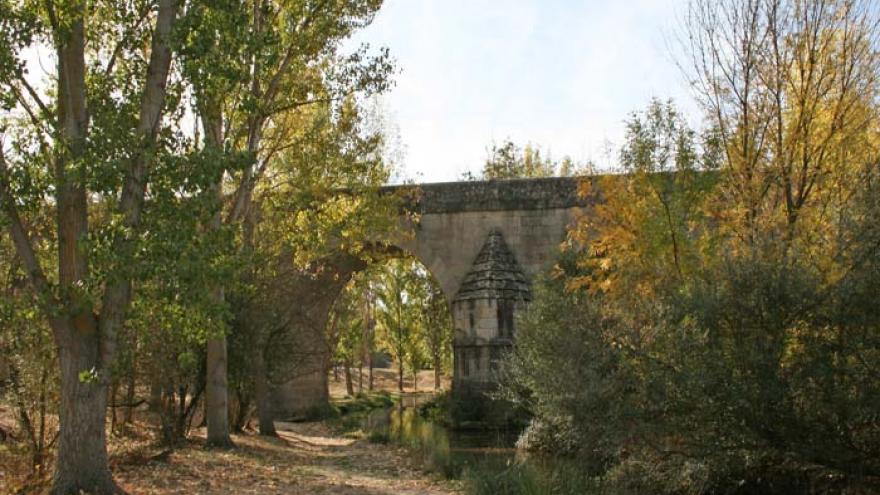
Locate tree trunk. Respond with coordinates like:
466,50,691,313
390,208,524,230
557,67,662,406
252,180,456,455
159,383,178,446
206,332,233,447
361,292,372,392
434,354,441,390
110,379,119,432
48,10,120,492
398,364,404,392
50,326,119,495
253,348,276,436
413,368,418,392
230,387,250,433
344,360,354,396
36,366,49,474
149,377,162,412
0,0,178,490
124,365,136,425
200,87,233,446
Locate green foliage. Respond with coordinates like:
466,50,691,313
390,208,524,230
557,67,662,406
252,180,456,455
331,255,454,394
463,460,602,495
417,390,451,425
464,139,590,181
0,237,58,474
506,91,880,493
370,258,449,387
373,259,428,379
333,391,396,415
366,429,390,444
423,282,454,376
499,253,620,469
332,271,369,369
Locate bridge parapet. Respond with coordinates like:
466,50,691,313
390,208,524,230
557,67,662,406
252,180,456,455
382,176,593,214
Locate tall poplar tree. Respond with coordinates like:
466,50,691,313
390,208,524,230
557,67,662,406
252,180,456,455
0,0,180,491
177,0,392,445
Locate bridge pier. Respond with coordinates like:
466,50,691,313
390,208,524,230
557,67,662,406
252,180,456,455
267,255,364,419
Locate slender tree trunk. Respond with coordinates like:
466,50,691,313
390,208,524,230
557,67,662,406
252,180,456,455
358,363,363,393
398,363,404,392
110,379,119,432
149,377,162,412
124,364,136,425
434,353,441,390
233,388,252,433
36,366,48,474
159,384,175,446
365,290,374,391
229,388,242,433
344,360,354,396
206,330,233,447
202,97,233,447
253,347,276,436
413,368,418,392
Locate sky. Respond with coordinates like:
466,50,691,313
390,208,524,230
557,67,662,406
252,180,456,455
348,0,701,183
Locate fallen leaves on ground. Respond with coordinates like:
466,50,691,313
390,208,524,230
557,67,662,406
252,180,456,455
112,421,460,495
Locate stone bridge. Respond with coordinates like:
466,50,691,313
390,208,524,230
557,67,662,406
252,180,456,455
270,176,594,417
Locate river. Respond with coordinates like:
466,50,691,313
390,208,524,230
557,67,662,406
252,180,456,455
360,393,598,493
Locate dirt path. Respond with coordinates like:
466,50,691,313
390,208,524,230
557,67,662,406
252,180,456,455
112,421,459,495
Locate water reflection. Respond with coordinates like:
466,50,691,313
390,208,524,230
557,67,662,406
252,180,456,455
362,396,522,479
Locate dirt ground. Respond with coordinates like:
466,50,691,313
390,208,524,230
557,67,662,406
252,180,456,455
2,369,457,495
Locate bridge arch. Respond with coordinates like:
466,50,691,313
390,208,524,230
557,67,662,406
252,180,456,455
268,177,593,418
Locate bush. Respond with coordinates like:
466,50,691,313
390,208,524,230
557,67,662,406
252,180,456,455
502,253,880,493
499,262,622,473
463,459,602,495
515,417,580,459
366,430,389,444
418,390,451,425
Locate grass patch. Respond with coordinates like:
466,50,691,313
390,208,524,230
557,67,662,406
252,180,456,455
463,459,603,495
332,390,397,415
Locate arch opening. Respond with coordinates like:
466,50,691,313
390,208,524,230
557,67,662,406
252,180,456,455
266,245,456,419
328,252,456,397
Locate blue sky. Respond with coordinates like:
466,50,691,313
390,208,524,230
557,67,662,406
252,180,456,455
349,0,700,182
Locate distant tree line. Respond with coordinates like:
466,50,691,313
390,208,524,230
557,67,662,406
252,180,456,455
330,258,453,395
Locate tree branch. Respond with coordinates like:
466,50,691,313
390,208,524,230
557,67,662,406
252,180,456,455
98,0,180,367
0,146,53,301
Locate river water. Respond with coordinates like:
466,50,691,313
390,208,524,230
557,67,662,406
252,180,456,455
363,401,519,478
360,393,593,492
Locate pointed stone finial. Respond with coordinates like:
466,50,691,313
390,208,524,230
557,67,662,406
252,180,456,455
454,229,531,303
